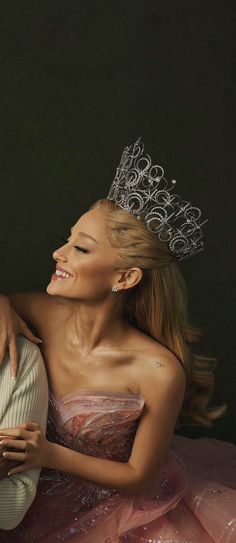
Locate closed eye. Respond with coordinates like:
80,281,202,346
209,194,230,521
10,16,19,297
60,238,88,253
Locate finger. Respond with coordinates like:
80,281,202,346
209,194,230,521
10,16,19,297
0,428,19,437
3,451,27,461
8,338,18,379
0,428,29,439
18,422,40,431
0,439,27,449
8,464,29,476
21,324,43,345
0,337,8,366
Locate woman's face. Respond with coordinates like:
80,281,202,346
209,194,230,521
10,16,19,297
47,209,121,301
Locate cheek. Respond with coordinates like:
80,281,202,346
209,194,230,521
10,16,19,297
75,256,114,282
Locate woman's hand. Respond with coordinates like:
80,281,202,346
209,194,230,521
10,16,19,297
0,295,42,378
0,422,51,476
0,436,22,480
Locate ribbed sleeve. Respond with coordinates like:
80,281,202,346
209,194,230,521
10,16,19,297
0,335,49,530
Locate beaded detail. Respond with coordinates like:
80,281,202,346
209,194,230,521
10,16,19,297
2,390,236,543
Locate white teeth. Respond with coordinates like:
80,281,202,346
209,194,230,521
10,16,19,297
55,269,72,278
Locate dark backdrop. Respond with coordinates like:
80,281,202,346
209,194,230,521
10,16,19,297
1,1,235,443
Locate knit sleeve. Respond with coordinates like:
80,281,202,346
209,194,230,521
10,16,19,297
0,336,49,530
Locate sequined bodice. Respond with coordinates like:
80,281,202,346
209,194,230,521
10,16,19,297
31,390,146,515
47,389,145,462
3,390,235,543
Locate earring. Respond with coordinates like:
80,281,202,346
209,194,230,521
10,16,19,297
111,286,119,292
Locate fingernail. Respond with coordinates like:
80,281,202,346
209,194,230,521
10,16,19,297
7,472,11,476
11,375,16,380
37,340,43,344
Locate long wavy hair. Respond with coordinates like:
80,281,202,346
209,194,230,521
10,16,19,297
89,198,227,429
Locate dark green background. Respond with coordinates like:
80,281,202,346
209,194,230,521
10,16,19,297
1,1,235,442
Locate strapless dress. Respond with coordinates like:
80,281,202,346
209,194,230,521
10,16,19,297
0,389,235,543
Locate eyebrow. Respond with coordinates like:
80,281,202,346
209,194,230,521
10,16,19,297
70,228,98,244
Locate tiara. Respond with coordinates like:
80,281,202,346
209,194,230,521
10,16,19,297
106,138,208,262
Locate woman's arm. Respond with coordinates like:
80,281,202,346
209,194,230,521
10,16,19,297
0,291,59,377
0,336,49,530
6,291,51,330
0,294,43,378
2,353,186,496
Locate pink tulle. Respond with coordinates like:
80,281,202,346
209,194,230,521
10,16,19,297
1,390,235,543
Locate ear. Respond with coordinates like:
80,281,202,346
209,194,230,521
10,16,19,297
116,268,143,291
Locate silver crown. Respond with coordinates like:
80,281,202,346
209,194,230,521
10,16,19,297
107,138,208,262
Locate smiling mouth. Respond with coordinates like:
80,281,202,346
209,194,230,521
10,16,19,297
53,269,73,279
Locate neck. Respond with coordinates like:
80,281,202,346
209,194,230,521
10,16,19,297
62,297,127,356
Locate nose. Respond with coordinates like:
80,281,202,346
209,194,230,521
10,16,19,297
52,246,67,262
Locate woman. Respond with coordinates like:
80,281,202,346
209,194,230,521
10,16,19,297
0,139,235,542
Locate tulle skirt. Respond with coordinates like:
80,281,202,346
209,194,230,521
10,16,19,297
1,434,235,543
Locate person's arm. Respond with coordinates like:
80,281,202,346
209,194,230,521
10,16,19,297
0,294,43,378
3,353,185,496
0,335,48,530
6,291,52,330
0,291,66,377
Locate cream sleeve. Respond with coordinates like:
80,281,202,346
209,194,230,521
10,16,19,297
0,335,49,530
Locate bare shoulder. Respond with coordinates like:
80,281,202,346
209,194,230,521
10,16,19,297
128,327,187,404
142,350,186,407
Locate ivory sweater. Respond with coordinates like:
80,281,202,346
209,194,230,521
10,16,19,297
0,335,49,530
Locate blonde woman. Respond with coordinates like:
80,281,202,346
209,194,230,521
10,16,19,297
0,140,235,542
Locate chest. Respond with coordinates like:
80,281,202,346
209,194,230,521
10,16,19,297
40,332,136,398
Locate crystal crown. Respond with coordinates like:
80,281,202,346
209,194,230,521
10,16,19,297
107,138,208,262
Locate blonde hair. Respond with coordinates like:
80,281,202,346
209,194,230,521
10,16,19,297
89,198,227,429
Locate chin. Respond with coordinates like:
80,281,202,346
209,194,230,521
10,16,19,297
46,284,53,295
46,281,60,295
46,282,75,299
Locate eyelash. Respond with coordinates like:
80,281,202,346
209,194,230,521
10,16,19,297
60,238,88,253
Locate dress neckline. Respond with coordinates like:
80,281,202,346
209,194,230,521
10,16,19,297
52,388,145,404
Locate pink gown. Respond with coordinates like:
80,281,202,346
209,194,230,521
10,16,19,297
1,389,236,543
